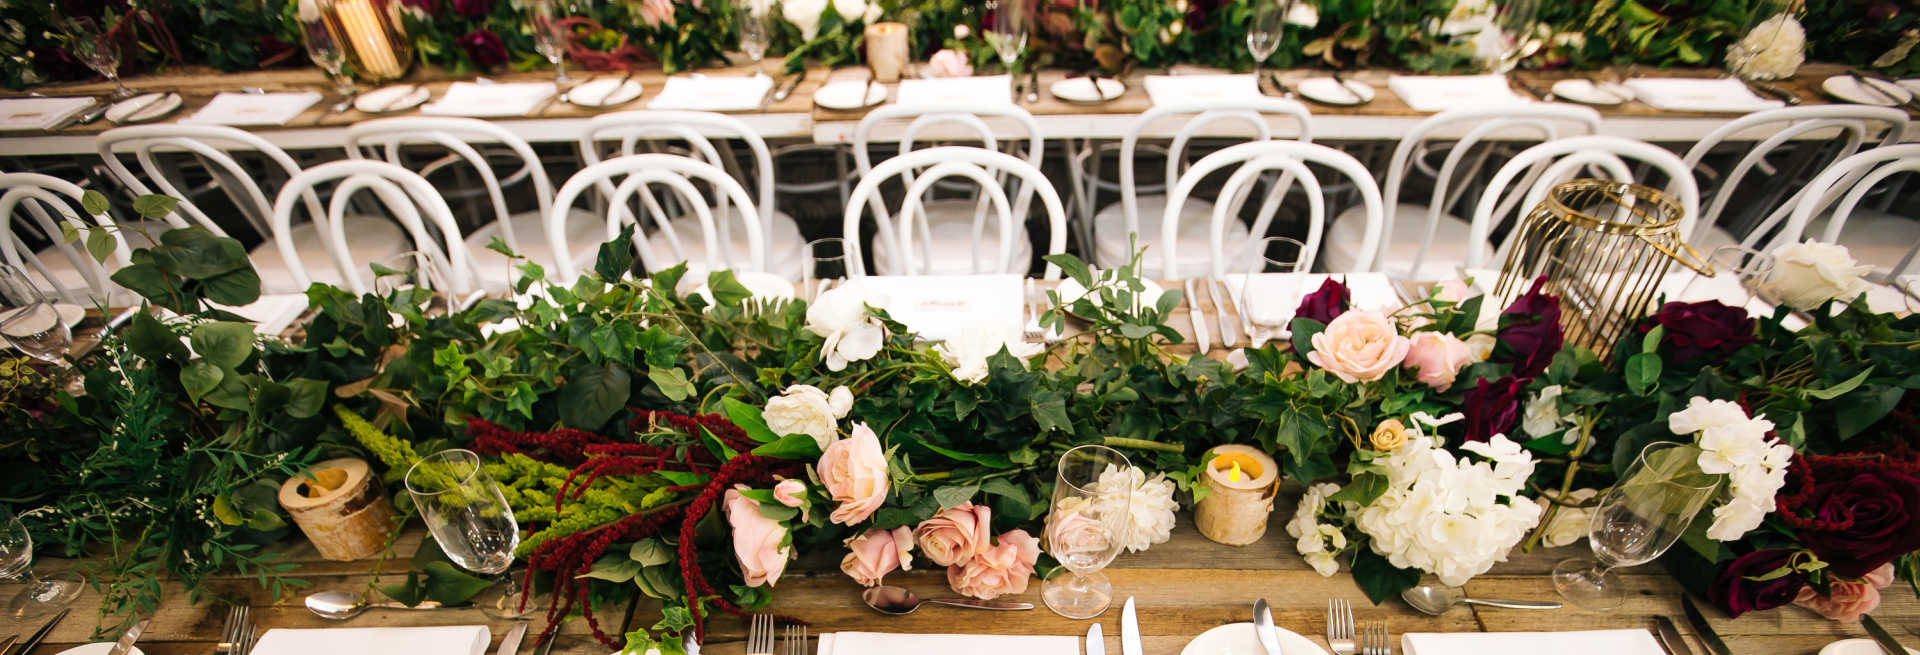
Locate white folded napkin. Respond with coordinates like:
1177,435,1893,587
896,75,1013,107
647,75,775,111
816,632,1079,655
1386,75,1531,112
181,92,322,126
250,626,490,655
858,274,1023,342
1402,629,1663,655
0,97,95,131
1621,77,1783,113
1143,74,1261,105
420,82,557,117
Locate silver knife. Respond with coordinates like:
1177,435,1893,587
497,622,529,655
1208,278,1239,347
107,616,150,655
1185,279,1209,354
1120,596,1142,655
1652,616,1695,655
1678,595,1731,655
773,68,807,102
1086,622,1105,655
1864,614,1908,655
1253,598,1284,655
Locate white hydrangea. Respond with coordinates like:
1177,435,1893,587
1288,482,1348,577
1667,396,1793,541
1353,428,1542,587
1521,385,1569,440
1091,465,1179,553
1726,13,1806,81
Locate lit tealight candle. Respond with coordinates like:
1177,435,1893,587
1195,444,1279,546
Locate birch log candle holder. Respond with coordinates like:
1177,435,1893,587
1194,445,1279,546
865,22,909,83
278,457,396,561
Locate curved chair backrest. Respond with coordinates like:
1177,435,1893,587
1682,105,1908,245
1116,98,1315,239
1469,136,1702,270
851,104,1046,266
95,124,316,241
1780,143,1920,276
843,146,1069,279
0,173,128,305
1375,105,1603,274
580,111,777,244
548,154,766,282
345,117,557,256
1161,141,1383,279
269,160,475,296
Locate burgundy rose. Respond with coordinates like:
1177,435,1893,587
1462,375,1527,442
457,29,507,69
1647,300,1756,365
401,0,438,12
1495,276,1563,378
1294,278,1350,326
452,0,492,18
1868,1,1899,20
1712,549,1805,618
1797,471,1920,578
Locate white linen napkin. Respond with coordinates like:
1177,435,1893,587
1621,77,1783,113
420,82,558,117
1143,74,1261,105
647,75,776,111
896,75,1013,107
250,626,490,655
1386,75,1530,112
0,97,95,131
1402,629,1663,655
181,92,322,126
815,632,1079,655
857,274,1023,342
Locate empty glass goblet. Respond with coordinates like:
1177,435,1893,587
529,0,571,85
1240,236,1308,333
733,0,772,78
1042,444,1132,619
405,449,540,619
0,504,84,618
1552,441,1717,611
62,17,132,99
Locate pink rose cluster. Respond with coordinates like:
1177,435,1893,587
1793,563,1895,622
728,422,893,589
915,503,1040,599
1301,280,1481,392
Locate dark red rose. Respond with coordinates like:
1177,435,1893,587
1868,1,1899,20
1798,471,1920,578
1711,549,1805,618
1646,300,1755,364
400,0,438,12
452,0,492,18
1495,276,1563,377
457,29,507,68
1462,375,1527,442
1293,278,1350,326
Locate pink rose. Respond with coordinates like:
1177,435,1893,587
819,422,890,525
1793,563,1895,621
841,527,914,587
927,49,973,78
772,478,808,521
638,0,676,28
1306,310,1411,383
947,529,1040,600
915,503,992,567
1402,332,1475,391
1435,279,1474,303
722,485,791,587
1044,500,1110,557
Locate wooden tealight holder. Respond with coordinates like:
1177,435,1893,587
1194,445,1279,546
278,457,396,561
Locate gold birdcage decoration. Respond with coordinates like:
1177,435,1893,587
314,0,414,81
1492,179,1712,361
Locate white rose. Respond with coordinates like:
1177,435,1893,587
1285,2,1317,28
1726,13,1805,81
1766,242,1872,311
1521,385,1567,439
805,280,887,371
953,24,970,39
831,0,865,20
934,321,1042,384
828,385,854,416
762,384,854,449
783,0,829,40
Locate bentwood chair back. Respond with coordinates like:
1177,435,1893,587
0,173,129,305
1468,135,1702,271
1161,141,1383,279
851,104,1045,276
1778,143,1920,279
269,160,475,297
843,146,1068,279
1681,105,1908,250
547,154,766,282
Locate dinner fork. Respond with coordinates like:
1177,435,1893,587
1327,599,1355,655
783,624,809,655
1360,621,1389,655
218,604,253,654
747,613,776,655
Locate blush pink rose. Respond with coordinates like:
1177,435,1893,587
1435,279,1474,303
1044,501,1110,556
638,0,676,27
772,478,808,520
1402,331,1475,391
722,485,791,587
927,48,973,78
841,526,914,587
819,422,890,525
915,503,992,567
947,529,1040,600
1793,563,1895,621
1306,310,1411,383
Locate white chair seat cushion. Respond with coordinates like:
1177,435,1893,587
1091,195,1251,278
1809,210,1920,274
251,215,409,294
643,207,806,281
468,208,605,291
871,199,1034,276
1324,203,1495,280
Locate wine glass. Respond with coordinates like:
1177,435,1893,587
0,504,85,618
804,237,850,299
299,17,355,97
528,0,571,85
0,266,71,368
1552,441,1718,611
1679,246,1775,308
1042,444,1131,619
1247,0,1291,94
62,17,132,100
405,449,540,619
1240,236,1307,332
1475,0,1542,76
734,0,772,78
986,0,1029,88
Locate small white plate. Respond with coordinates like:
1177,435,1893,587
1552,79,1634,106
1821,638,1920,655
1050,76,1126,104
1823,75,1914,106
1053,273,1166,315
54,643,147,655
355,84,432,113
1297,77,1375,106
692,270,797,308
813,81,887,110
567,78,644,108
1182,622,1330,655
106,92,182,124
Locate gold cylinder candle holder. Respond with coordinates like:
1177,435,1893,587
864,22,909,83
278,457,397,561
1194,445,1280,546
317,0,413,81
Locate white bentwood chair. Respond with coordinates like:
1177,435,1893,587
843,146,1069,279
0,173,131,305
1468,135,1703,271
852,103,1046,276
1159,141,1384,279
1778,143,1920,279
547,154,766,283
269,160,476,297
1681,105,1908,252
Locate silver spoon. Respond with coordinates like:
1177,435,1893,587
1400,584,1561,616
859,585,1033,615
304,590,445,620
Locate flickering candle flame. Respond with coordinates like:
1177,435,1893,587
1228,460,1244,483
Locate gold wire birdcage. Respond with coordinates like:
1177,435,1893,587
1492,179,1712,361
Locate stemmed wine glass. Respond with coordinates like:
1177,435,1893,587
0,504,85,618
0,266,71,369
804,237,850,300
734,0,772,78
62,17,133,100
528,0,571,85
1241,236,1307,333
986,0,1029,94
1476,0,1542,76
299,16,355,97
405,449,541,619
1247,0,1292,95
1552,441,1717,611
1042,445,1132,619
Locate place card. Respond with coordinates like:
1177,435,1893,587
896,75,1013,107
0,97,95,131
1386,74,1530,112
1143,74,1261,105
858,274,1023,343
180,92,322,126
1622,77,1783,113
419,82,557,117
647,75,775,111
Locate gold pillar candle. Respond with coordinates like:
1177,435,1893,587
277,457,397,561
1194,445,1280,546
320,0,412,81
864,22,910,83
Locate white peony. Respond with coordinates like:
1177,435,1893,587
934,322,1043,384
1726,13,1806,81
1533,488,1598,548
1521,385,1568,440
762,384,854,450
1091,465,1179,553
1667,396,1792,541
783,0,828,40
1766,242,1873,311
805,280,888,371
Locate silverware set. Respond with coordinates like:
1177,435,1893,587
1328,598,1388,655
0,607,67,655
745,613,809,655
217,604,256,655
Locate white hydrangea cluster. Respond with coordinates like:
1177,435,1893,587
1353,426,1542,587
1726,13,1806,81
1667,397,1793,541
1287,482,1348,577
1091,465,1179,554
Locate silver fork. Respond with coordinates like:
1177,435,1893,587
1327,599,1355,655
784,624,809,655
217,604,246,654
747,613,776,655
1360,621,1389,655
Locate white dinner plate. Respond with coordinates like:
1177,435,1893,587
106,92,183,124
1821,638,1920,655
691,270,796,308
813,81,887,110
567,77,644,108
355,84,432,113
54,644,146,655
1552,79,1634,106
1051,76,1126,104
1822,75,1913,107
1053,273,1165,315
1297,77,1375,106
1182,622,1330,655
0,303,87,336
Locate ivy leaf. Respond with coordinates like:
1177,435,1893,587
1030,390,1070,433
507,381,538,420
80,189,110,216
202,267,263,307
647,366,695,401
420,561,494,604
284,377,328,418
1044,253,1094,288
1351,548,1422,605
110,263,179,310
132,194,179,221
706,270,752,307
85,226,116,263
629,539,674,567
1625,352,1661,396
595,224,638,282
652,605,695,636
153,226,249,280
190,322,256,370
125,311,189,363
559,363,630,430
1327,472,1388,506
723,397,781,443
485,235,518,258
1290,317,1327,356
378,571,427,607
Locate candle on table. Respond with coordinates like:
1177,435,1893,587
1194,444,1280,546
277,457,398,561
865,22,909,83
